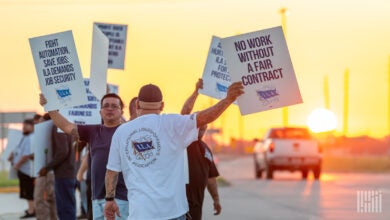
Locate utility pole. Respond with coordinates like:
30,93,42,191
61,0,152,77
343,69,349,136
388,56,390,136
279,7,289,127
324,75,330,109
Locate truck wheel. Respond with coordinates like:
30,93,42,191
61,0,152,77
301,169,308,179
313,165,321,180
266,165,273,179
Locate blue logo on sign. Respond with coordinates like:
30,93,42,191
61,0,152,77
133,141,154,153
56,88,71,98
216,83,228,92
257,89,278,100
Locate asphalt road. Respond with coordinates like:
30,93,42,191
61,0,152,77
202,155,390,220
1,155,389,220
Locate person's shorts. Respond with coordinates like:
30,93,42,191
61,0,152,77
17,171,35,200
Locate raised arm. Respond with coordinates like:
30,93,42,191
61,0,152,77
181,78,203,115
39,93,78,138
196,82,244,128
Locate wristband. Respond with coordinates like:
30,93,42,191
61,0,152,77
105,197,115,201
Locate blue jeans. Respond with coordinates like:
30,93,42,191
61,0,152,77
55,178,76,220
92,198,129,220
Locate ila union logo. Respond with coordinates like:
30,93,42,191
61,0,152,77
125,128,161,168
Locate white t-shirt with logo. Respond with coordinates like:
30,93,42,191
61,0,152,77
107,113,198,220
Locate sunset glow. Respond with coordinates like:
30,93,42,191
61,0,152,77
1,0,390,140
307,108,338,133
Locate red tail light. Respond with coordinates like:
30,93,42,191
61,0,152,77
269,142,275,153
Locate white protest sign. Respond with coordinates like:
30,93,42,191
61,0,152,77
31,120,53,177
1,129,23,162
220,26,302,115
94,22,128,69
199,36,232,101
107,83,119,94
8,168,18,180
2,129,23,179
90,25,109,100
29,30,88,111
59,79,102,127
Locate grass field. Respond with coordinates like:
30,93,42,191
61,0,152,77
0,171,18,188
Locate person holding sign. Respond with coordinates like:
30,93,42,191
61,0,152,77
181,79,222,220
36,113,77,220
104,82,243,220
33,114,57,220
40,93,129,220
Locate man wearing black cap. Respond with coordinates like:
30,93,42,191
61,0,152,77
104,82,244,220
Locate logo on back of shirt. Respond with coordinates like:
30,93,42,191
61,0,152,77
125,128,161,168
132,141,155,160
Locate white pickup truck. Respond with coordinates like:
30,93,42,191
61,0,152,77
253,127,322,180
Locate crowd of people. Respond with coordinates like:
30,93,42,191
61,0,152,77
8,79,244,220
8,114,83,219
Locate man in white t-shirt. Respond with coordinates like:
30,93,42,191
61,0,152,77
104,82,244,220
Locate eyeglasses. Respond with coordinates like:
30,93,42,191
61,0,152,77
101,104,121,110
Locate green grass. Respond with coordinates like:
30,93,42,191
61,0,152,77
0,171,19,187
322,155,390,172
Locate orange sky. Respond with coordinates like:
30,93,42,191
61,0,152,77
1,0,390,141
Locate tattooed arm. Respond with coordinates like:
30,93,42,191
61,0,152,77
105,169,118,199
196,82,244,128
104,169,120,219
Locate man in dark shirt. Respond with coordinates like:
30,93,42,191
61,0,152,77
181,79,222,220
186,124,221,220
40,93,128,219
39,115,77,220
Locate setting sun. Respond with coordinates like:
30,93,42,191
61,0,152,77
1,0,390,139
307,108,338,133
